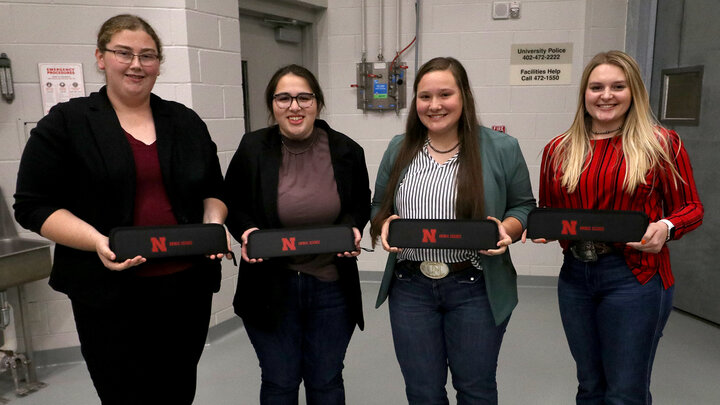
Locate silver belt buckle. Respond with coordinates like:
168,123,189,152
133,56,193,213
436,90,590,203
419,261,449,279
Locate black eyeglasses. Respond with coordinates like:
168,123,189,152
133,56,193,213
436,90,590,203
104,49,160,66
273,92,315,109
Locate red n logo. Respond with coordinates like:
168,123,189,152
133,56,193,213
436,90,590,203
282,237,296,251
422,228,437,243
151,237,167,252
561,220,577,235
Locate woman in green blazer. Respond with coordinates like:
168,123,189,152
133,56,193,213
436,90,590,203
370,57,535,405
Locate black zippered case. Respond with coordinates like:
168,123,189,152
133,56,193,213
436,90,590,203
387,219,499,250
109,224,227,261
246,225,355,259
526,208,649,242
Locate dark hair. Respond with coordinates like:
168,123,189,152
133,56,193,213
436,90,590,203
370,57,485,245
264,64,325,124
97,14,163,62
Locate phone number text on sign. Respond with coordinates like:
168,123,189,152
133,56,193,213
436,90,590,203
510,43,573,86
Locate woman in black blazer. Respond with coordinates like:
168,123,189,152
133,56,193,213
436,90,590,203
13,14,229,405
224,64,370,405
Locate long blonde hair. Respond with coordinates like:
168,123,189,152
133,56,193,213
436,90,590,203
549,50,681,193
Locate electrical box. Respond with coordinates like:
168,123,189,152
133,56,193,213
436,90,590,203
355,61,407,111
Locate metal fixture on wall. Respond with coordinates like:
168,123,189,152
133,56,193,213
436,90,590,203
352,0,416,113
0,53,14,103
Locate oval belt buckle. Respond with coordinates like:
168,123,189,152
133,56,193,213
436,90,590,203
420,261,449,279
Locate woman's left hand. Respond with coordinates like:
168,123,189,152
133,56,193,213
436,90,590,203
626,221,668,254
207,225,234,261
480,216,512,256
338,227,362,257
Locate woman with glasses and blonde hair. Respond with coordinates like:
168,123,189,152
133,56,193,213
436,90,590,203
224,64,370,405
14,14,230,404
534,50,703,404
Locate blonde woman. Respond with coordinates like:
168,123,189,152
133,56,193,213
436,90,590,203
536,50,703,404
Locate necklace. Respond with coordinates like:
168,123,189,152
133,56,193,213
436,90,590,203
281,133,317,155
427,140,460,154
591,126,622,135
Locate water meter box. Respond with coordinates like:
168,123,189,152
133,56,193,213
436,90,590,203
356,61,407,111
246,225,355,259
526,208,649,242
388,219,499,250
109,224,227,260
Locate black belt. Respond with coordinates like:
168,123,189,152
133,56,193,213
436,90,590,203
569,241,619,262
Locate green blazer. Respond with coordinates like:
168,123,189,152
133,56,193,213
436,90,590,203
372,126,536,325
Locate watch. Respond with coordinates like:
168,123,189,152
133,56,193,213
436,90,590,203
659,219,675,242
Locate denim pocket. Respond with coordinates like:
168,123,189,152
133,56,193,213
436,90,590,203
454,266,483,284
394,262,418,282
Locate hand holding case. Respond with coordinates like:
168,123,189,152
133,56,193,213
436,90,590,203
526,208,649,242
109,224,227,261
246,225,355,259
387,219,499,250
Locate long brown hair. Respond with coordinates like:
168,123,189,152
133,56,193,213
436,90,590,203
369,57,484,245
548,50,682,193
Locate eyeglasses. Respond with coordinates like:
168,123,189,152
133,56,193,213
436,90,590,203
104,49,160,66
273,92,315,109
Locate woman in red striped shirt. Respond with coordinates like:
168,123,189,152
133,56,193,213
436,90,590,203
536,50,703,404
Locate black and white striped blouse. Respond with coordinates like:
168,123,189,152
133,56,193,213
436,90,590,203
396,142,482,268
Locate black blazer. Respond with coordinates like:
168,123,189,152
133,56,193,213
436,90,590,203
14,87,224,305
224,119,370,330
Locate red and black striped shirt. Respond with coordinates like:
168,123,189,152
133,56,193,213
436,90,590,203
539,129,703,288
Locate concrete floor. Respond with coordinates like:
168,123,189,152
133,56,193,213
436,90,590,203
1,281,718,404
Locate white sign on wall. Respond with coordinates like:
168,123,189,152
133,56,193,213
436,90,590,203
38,63,85,115
510,43,573,85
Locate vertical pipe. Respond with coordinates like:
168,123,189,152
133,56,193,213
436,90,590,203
396,0,401,56
415,0,421,75
361,0,367,61
378,0,384,60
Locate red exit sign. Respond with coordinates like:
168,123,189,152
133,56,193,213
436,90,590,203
492,125,506,133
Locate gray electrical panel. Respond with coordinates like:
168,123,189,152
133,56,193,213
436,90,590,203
355,61,407,111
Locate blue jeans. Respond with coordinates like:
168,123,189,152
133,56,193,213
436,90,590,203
389,261,510,405
244,272,355,405
558,252,674,405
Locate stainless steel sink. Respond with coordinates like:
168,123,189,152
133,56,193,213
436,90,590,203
0,238,51,290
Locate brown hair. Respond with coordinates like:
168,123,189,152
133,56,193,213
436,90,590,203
265,64,325,124
369,57,484,246
97,14,163,62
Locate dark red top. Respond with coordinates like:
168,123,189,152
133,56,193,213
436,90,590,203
125,131,191,277
539,129,703,288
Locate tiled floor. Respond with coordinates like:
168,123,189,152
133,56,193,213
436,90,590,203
1,281,718,404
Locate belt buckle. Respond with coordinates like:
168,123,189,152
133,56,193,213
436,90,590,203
419,261,449,279
570,241,598,263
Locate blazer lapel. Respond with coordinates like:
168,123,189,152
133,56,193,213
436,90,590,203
152,95,174,194
260,128,281,227
87,90,135,224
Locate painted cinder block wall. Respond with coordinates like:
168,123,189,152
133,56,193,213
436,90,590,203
0,0,626,352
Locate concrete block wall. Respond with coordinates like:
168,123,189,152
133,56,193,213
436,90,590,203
0,0,628,352
318,0,627,277
0,0,242,351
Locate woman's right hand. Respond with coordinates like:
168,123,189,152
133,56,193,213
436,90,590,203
241,227,263,263
380,215,402,253
95,235,145,271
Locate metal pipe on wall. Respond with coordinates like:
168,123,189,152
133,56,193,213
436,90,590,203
361,0,367,61
396,0,401,57
378,0,384,60
415,0,421,74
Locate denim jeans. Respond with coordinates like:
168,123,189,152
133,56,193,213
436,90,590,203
244,271,355,405
388,261,510,405
558,252,674,405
